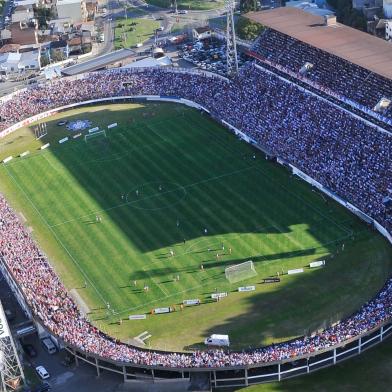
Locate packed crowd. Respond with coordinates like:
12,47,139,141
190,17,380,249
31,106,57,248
1,192,392,368
0,65,391,367
251,29,392,118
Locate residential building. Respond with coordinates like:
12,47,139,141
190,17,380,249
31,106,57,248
385,0,392,17
85,0,97,20
12,5,34,23
49,39,68,61
367,18,387,37
0,50,40,74
67,36,82,53
386,19,392,39
8,21,38,46
55,0,87,24
192,26,212,41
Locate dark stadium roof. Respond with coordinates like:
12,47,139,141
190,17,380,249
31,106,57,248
61,49,135,76
246,8,392,80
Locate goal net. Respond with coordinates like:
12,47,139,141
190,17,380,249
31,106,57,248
225,260,257,284
84,130,107,142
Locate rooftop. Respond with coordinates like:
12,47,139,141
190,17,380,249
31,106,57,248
56,0,81,5
194,26,211,34
61,48,135,76
246,8,392,80
9,22,37,46
0,44,21,53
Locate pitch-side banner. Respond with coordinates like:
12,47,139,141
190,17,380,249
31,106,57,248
183,299,200,306
129,314,147,320
238,286,255,292
288,268,304,275
309,260,325,268
153,307,171,314
211,292,228,299
0,302,11,339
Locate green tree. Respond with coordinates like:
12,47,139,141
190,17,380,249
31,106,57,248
236,16,264,40
240,0,257,13
35,5,53,29
327,0,366,30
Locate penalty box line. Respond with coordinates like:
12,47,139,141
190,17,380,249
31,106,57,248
3,164,110,309
111,277,218,317
49,165,256,228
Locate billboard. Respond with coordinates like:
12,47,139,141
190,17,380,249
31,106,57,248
0,302,11,339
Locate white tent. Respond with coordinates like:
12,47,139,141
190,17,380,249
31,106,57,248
122,56,172,69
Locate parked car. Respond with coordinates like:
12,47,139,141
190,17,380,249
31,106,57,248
41,337,56,354
22,344,37,358
35,366,50,380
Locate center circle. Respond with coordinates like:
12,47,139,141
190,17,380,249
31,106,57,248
125,181,187,211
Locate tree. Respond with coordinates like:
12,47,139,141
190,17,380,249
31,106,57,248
240,0,257,13
327,0,366,30
35,5,53,29
236,16,264,40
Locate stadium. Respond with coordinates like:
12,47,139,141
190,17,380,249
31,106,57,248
0,8,391,391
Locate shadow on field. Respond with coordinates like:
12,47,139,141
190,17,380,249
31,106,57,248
13,102,392,350
23,102,354,255
130,248,319,279
184,240,392,351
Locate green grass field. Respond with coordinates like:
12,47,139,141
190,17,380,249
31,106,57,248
114,17,159,49
0,103,391,353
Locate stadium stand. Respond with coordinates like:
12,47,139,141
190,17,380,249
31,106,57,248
0,63,391,370
250,29,392,117
246,8,392,121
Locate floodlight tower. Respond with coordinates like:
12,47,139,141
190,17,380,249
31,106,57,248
0,304,25,392
225,0,238,77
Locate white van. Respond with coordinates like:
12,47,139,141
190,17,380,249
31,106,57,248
41,337,57,354
36,365,50,380
204,334,230,347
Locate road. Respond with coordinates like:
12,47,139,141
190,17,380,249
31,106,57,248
0,0,226,98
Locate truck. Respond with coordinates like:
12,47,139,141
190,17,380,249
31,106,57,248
204,334,230,347
169,34,187,45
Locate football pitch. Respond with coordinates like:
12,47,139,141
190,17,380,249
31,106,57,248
0,103,391,352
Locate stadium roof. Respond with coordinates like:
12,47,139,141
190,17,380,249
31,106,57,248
61,49,135,76
246,8,392,80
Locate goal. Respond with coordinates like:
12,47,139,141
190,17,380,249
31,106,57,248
35,123,47,140
84,129,107,142
225,260,257,284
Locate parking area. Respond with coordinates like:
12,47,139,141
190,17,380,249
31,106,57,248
178,39,248,76
21,337,123,392
0,271,124,392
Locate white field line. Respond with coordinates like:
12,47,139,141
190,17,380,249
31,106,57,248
42,153,61,173
109,230,354,318
49,165,256,228
4,115,183,169
141,266,170,297
200,123,353,238
112,278,216,317
3,164,109,308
